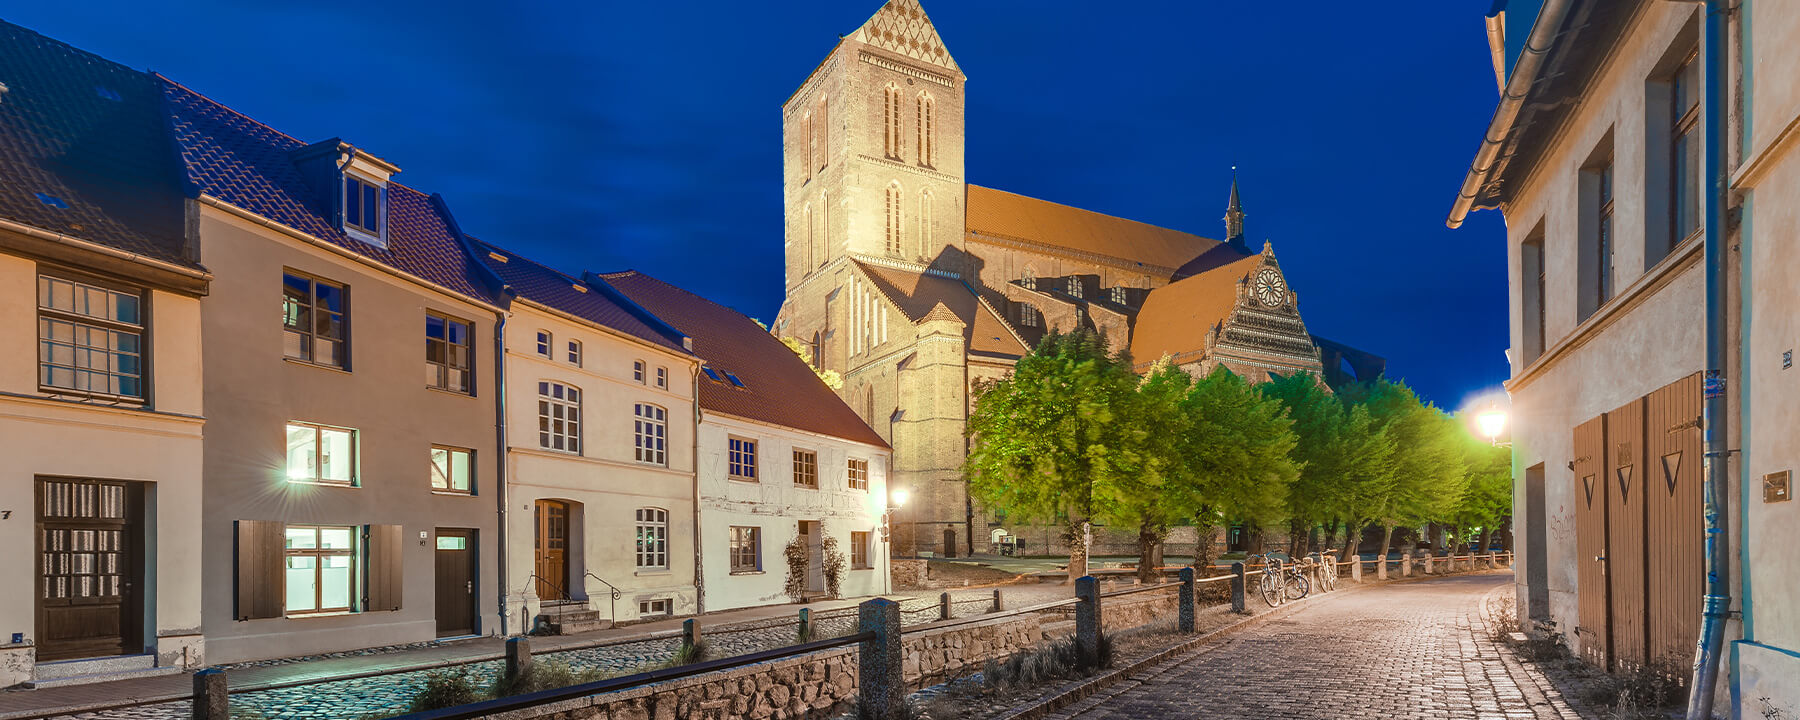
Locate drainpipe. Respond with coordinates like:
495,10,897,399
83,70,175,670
494,312,511,636
691,363,704,616
1686,1,1733,717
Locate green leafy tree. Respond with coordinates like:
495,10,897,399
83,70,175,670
1261,372,1396,561
1181,366,1299,568
1112,357,1195,582
1341,379,1467,563
965,328,1144,582
1449,421,1512,554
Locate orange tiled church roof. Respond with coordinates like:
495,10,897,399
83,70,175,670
965,185,1222,273
1128,252,1265,365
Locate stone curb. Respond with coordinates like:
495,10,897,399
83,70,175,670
992,569,1507,720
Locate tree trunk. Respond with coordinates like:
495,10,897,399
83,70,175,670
1341,522,1364,563
1377,525,1396,579
1136,521,1165,584
1286,520,1303,557
1323,521,1341,557
1192,524,1218,574
1065,519,1091,585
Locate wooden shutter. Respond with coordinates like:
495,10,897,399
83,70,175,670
364,524,404,612
235,520,284,620
1605,397,1648,670
1646,373,1703,666
1572,414,1610,668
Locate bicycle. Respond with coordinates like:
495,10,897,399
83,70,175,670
1246,554,1310,607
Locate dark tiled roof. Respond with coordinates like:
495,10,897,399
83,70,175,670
0,22,195,267
158,78,499,305
966,185,1220,274
476,242,689,355
854,261,1029,358
604,271,889,449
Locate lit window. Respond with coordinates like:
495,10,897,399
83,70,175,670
286,422,356,485
1108,286,1128,305
730,526,761,573
430,445,473,494
729,437,758,481
425,313,471,393
538,381,581,454
885,183,903,256
1020,304,1041,328
568,340,582,367
847,458,869,491
342,175,383,240
916,93,934,167
852,531,871,568
1067,277,1083,300
285,525,356,615
655,367,668,389
636,508,669,570
634,360,646,383
634,403,667,465
794,449,818,488
283,273,347,368
37,274,145,400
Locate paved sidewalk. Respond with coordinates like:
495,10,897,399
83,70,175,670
0,585,1050,720
1046,572,1592,720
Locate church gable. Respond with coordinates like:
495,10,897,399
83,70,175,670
1129,244,1322,376
851,0,958,72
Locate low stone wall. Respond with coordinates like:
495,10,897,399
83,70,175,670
1100,589,1181,633
901,612,1044,684
491,648,858,720
890,559,928,589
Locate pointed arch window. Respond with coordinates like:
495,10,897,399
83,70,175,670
817,191,830,269
884,84,902,160
802,111,814,177
1021,267,1036,291
917,188,933,259
814,97,829,173
803,203,814,272
885,183,903,256
916,92,935,167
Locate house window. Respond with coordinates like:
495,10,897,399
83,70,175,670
283,272,347,368
1021,268,1036,291
284,525,356,615
535,331,551,358
1596,157,1615,306
37,273,145,400
634,403,667,465
342,175,383,240
852,531,871,568
847,458,869,491
634,360,646,384
1522,228,1547,364
1108,286,1128,305
639,599,672,616
425,313,471,393
730,526,761,573
729,437,758,481
430,445,473,494
1067,277,1084,300
885,183,903,256
794,449,818,488
635,508,668,570
883,84,902,159
286,422,356,485
1671,52,1701,245
567,340,582,367
1020,304,1041,328
538,381,581,453
916,93,934,167
655,367,668,389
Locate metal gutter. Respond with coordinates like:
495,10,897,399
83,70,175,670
1446,0,1579,228
0,216,211,282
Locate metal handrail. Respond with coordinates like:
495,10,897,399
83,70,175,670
521,573,582,630
583,572,622,627
387,631,877,720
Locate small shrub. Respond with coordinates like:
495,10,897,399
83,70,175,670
980,636,1113,691
407,669,486,711
665,639,708,667
1578,659,1688,720
784,536,809,602
822,534,846,599
488,659,608,698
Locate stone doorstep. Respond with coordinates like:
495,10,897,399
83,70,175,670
23,654,183,689
21,665,181,690
992,577,1398,720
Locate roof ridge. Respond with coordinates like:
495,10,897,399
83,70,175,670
154,74,308,148
3,20,142,78
968,183,1214,243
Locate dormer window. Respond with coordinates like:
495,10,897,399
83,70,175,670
343,174,384,242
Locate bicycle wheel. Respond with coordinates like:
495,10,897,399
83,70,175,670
1259,575,1282,607
1284,572,1309,600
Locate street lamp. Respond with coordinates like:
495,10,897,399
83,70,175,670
879,489,909,593
1477,405,1509,447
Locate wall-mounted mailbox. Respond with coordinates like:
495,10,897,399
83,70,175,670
1765,471,1791,503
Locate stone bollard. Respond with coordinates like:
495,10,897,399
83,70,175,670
1488,553,1499,569
1376,553,1387,580
192,667,227,720
798,608,812,641
1401,551,1412,577
993,588,1003,613
1351,556,1362,583
1075,576,1104,669
682,618,701,656
1178,567,1196,632
939,592,952,621
857,598,904,720
505,636,533,678
1231,562,1247,614
1423,554,1435,575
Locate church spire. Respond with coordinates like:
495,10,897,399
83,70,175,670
1223,170,1248,251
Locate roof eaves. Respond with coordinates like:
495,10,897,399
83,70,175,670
582,271,695,355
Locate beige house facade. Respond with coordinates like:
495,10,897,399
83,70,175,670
1454,0,1798,712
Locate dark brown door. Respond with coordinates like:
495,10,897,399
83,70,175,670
1606,398,1648,671
1572,415,1610,668
942,528,957,559
534,500,569,600
434,529,475,637
1646,373,1702,666
36,478,143,661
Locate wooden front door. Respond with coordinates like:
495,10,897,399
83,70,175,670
942,528,957,559
434,529,475,637
1605,398,1648,671
36,478,143,661
534,500,569,600
1646,374,1702,666
1572,415,1610,668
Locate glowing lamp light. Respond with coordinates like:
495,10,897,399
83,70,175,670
1477,406,1508,442
890,488,909,508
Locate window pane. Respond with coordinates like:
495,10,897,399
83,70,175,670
321,555,352,609
430,448,449,489
364,185,380,232
319,428,353,483
315,283,343,315
426,315,445,340
286,425,316,480
436,536,467,550
345,178,361,228
450,449,471,491
286,557,317,612
319,527,354,549
286,526,318,549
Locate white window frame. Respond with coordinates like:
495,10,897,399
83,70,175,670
567,339,582,367
341,172,387,247
430,445,474,494
635,508,669,570
633,360,646,384
655,366,668,389
36,273,146,402
535,331,552,358
537,381,582,454
286,422,357,486
634,403,668,466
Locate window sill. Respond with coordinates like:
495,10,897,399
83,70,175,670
425,386,477,399
729,570,765,576
852,566,873,571
430,490,475,497
283,357,351,375
794,484,819,490
635,569,672,577
287,479,358,489
729,477,759,484
37,386,146,406
285,610,356,619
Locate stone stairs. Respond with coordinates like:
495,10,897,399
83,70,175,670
27,654,181,688
538,602,612,635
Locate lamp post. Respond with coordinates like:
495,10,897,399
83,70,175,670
878,488,908,594
1477,405,1510,448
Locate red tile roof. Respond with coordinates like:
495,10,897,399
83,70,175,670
1129,252,1266,365
476,242,689,355
966,185,1221,273
603,271,889,449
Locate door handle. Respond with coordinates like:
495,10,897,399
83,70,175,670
466,581,473,594
1595,555,1606,562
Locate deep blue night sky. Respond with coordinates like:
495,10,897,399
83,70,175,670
4,2,1512,409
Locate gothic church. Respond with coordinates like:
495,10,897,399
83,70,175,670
773,0,1381,557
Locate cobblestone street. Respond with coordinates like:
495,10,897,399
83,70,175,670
1049,572,1590,720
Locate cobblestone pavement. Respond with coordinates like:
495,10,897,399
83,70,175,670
1048,572,1591,720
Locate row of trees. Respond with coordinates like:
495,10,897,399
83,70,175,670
964,328,1510,582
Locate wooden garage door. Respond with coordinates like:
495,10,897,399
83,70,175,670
1646,373,1703,666
1572,415,1609,667
1605,398,1648,671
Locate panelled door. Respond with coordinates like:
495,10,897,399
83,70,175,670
1572,415,1610,667
36,478,143,662
1605,398,1648,671
1646,373,1703,665
534,500,569,600
434,529,475,637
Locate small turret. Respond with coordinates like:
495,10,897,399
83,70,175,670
1223,171,1249,253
